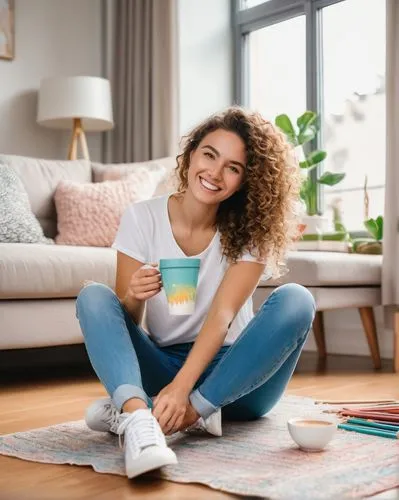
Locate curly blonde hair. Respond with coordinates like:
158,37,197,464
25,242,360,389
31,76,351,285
175,106,302,278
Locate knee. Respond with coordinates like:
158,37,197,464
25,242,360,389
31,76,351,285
76,282,117,317
267,283,316,331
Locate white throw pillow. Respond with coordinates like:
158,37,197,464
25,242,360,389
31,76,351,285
0,165,53,244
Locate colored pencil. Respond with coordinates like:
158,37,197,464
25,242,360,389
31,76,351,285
369,418,399,427
339,410,399,422
315,399,397,405
342,404,399,411
338,423,398,439
346,418,399,432
344,406,399,413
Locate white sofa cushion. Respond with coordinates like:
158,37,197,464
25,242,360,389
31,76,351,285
254,286,381,311
0,299,83,349
0,246,382,300
259,251,382,287
0,243,116,299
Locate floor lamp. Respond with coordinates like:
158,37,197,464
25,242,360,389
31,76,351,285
37,76,114,160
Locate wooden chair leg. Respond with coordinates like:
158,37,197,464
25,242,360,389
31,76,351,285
313,311,327,358
358,307,381,370
394,311,399,373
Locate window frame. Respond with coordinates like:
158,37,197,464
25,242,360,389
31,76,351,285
232,0,349,217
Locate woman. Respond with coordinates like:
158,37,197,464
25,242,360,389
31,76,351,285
76,106,315,479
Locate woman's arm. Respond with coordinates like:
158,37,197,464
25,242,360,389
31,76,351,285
115,251,146,325
173,260,266,392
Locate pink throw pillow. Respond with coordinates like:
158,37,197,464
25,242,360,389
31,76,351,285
54,169,164,247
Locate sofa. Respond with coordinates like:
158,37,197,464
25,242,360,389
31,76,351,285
0,154,387,370
0,153,176,351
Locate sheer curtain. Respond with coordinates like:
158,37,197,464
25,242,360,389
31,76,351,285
382,0,399,370
103,0,179,162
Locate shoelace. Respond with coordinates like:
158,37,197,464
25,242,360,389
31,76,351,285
101,403,120,433
117,411,161,450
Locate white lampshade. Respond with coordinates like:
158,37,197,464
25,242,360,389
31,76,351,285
37,76,114,132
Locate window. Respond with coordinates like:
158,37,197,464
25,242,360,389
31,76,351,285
322,0,386,231
248,16,306,122
241,0,273,9
234,0,386,232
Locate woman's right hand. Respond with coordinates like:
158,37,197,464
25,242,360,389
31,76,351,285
124,263,162,302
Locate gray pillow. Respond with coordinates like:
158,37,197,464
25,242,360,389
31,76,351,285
0,164,53,244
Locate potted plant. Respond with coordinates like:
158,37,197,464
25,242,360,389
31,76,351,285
275,111,345,234
351,216,383,254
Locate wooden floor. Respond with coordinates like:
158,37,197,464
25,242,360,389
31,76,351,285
0,351,398,500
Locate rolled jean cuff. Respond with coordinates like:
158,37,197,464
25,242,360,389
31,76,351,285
112,384,152,411
189,388,218,420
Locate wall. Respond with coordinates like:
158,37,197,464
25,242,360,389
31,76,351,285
0,0,103,161
177,0,233,136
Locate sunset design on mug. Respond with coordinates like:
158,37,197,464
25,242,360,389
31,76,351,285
167,285,197,305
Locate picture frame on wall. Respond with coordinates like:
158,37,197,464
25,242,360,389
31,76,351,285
0,0,14,61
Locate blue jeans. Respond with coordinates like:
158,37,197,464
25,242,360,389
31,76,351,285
76,282,315,421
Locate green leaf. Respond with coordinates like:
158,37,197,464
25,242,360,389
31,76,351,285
297,129,316,145
317,172,346,186
364,218,379,240
305,150,327,166
376,215,384,240
275,114,297,145
297,114,320,145
297,111,317,135
275,114,295,134
364,216,384,241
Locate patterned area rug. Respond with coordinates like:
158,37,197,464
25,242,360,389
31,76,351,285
0,395,398,499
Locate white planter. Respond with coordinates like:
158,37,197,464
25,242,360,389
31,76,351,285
301,214,330,235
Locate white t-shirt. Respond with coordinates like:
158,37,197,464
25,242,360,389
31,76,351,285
112,194,266,347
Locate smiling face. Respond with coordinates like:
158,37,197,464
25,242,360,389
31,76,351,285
187,129,247,205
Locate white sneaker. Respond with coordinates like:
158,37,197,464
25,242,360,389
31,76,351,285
85,398,223,438
117,409,178,478
185,409,222,437
85,397,120,434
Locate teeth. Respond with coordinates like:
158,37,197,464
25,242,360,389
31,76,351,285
200,177,219,191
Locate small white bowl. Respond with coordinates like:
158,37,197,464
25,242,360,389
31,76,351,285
287,417,337,452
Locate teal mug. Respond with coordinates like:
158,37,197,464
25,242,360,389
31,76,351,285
159,258,201,315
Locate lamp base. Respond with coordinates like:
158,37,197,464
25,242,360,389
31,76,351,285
68,118,90,160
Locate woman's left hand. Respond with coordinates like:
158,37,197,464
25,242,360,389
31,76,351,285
152,382,191,435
